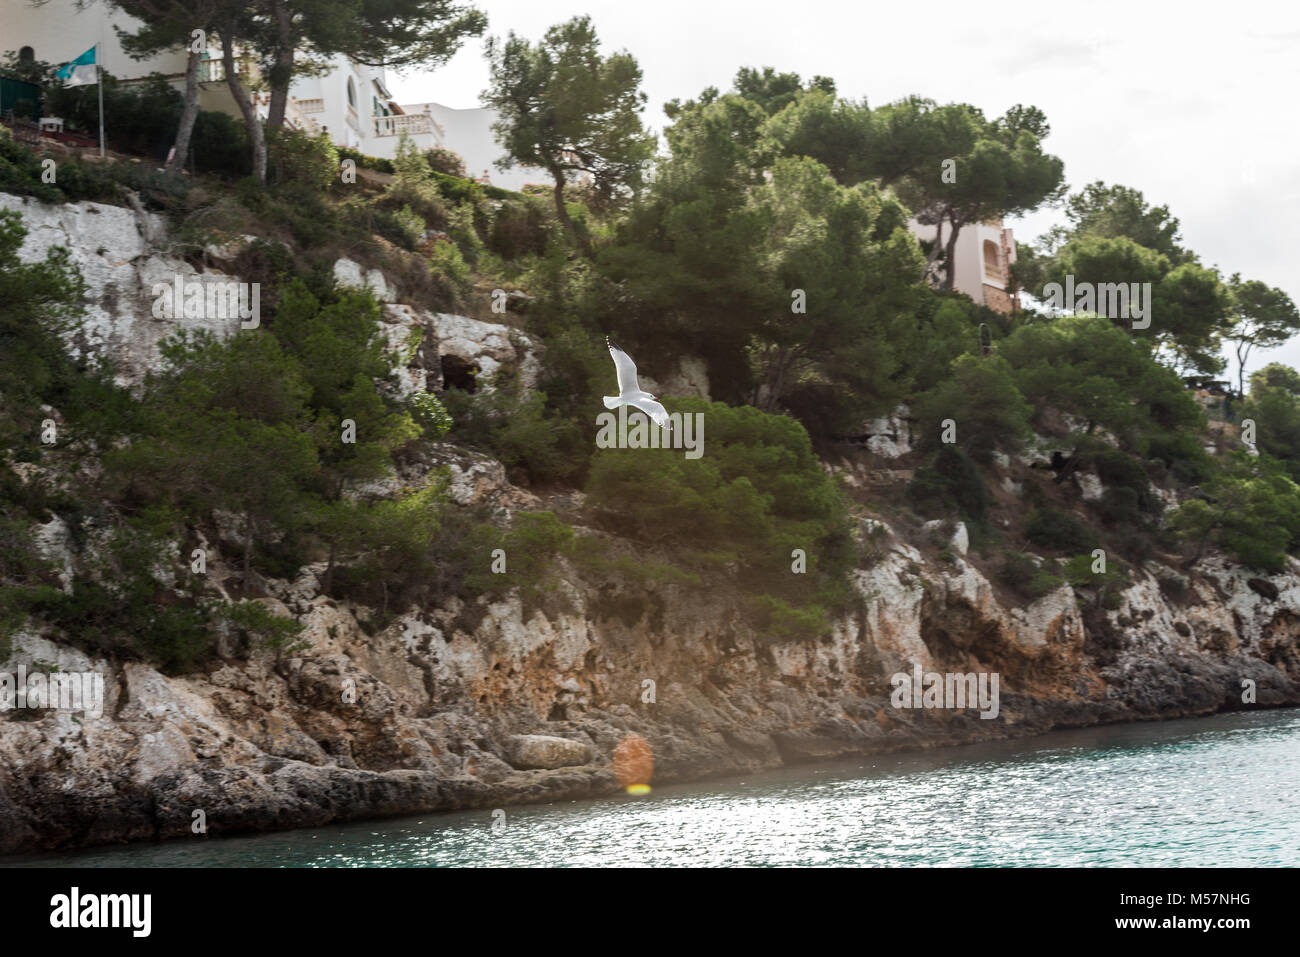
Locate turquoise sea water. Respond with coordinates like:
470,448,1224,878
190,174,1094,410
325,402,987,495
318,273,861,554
10,708,1299,867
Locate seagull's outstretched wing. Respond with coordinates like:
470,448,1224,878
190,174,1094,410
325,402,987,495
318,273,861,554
628,395,672,430
606,336,642,396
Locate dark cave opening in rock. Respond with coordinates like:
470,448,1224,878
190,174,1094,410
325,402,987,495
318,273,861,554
441,354,477,393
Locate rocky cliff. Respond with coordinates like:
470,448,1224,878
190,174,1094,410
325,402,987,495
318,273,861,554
1,193,1297,855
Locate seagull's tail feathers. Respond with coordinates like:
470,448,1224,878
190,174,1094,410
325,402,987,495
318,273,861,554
603,395,622,410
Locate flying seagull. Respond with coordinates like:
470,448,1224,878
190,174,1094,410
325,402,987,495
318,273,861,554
604,337,671,430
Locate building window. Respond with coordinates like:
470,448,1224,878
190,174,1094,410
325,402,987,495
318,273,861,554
983,239,1002,281
346,77,356,109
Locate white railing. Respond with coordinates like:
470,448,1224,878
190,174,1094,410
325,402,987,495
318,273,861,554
296,98,324,114
284,99,322,135
373,113,435,137
199,56,254,84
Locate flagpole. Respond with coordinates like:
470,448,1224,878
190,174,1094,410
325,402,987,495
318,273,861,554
97,44,105,157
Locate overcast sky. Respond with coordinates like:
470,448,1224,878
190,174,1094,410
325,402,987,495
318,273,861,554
389,0,1300,382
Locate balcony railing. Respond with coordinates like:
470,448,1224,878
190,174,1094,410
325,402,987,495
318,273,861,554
284,98,322,135
198,56,254,84
374,113,435,137
296,98,324,114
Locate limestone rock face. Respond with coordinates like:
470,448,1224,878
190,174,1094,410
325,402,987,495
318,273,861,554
2,504,1298,855
2,190,1299,856
861,405,912,458
334,257,398,302
0,193,247,387
431,312,541,391
507,735,595,770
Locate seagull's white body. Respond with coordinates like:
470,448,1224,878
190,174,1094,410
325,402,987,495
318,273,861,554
604,337,671,430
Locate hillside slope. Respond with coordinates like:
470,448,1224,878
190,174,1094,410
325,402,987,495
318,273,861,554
0,191,1296,855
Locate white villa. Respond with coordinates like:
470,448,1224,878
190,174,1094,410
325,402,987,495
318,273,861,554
2,0,545,178
908,218,1019,314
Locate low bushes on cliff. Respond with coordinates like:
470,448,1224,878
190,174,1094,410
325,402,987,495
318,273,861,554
997,550,1063,603
330,491,575,620
441,363,586,486
585,399,854,633
1168,452,1300,572
906,445,989,526
1024,507,1099,553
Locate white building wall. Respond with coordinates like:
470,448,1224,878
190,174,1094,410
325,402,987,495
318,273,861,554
1,0,188,81
907,218,1016,309
403,101,548,191
2,3,442,161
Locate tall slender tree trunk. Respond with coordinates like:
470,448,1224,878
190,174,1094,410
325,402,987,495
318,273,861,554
221,28,266,182
924,207,949,282
550,169,592,257
166,45,203,175
942,214,963,292
265,0,295,133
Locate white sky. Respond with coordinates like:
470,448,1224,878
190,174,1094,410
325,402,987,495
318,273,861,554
389,0,1300,382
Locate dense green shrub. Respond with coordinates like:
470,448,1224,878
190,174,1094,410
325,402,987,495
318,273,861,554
1024,507,1099,552
0,133,188,206
47,73,180,161
752,593,827,640
585,399,854,626
269,128,339,191
442,373,583,485
425,147,466,177
428,239,473,306
217,600,307,656
190,110,251,178
906,445,988,524
1146,431,1214,486
998,550,1064,602
337,146,394,175
30,509,212,671
447,202,484,263
1168,453,1300,571
913,354,1032,463
1093,450,1160,512
1091,486,1143,526
0,133,63,202
374,204,425,249
488,196,551,259
331,485,574,619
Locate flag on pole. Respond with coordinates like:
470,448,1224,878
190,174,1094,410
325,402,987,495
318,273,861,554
56,46,98,87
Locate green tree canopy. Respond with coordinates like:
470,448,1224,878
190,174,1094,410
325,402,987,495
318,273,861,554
485,14,655,253
997,313,1204,448
1168,453,1300,571
1226,275,1300,397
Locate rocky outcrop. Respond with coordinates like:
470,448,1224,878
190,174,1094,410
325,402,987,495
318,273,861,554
0,193,245,387
2,192,540,405
1,190,1298,856
3,508,1297,855
507,735,594,770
